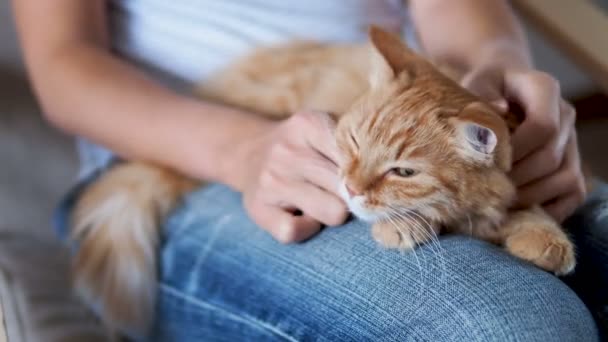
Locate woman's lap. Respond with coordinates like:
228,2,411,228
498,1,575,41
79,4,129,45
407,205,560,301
153,184,602,341
563,182,608,336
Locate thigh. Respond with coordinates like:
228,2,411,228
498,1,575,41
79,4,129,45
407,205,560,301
154,184,597,342
564,182,608,337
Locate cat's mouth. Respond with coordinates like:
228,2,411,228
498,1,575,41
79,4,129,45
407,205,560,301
338,181,388,222
347,199,427,225
345,197,390,223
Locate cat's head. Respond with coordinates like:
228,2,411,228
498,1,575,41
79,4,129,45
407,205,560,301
336,27,515,225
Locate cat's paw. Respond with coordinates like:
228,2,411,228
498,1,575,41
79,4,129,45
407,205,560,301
371,221,416,250
505,221,576,276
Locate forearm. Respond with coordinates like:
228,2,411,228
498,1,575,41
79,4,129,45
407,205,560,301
410,0,532,70
27,43,269,185
12,0,272,188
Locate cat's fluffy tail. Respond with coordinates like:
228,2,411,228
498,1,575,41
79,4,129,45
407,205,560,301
70,162,197,333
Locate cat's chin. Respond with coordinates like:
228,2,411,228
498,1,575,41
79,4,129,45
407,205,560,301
339,186,384,222
347,203,387,223
351,211,381,223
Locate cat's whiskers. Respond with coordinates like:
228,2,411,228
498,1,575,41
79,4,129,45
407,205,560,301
385,215,423,275
388,207,424,244
404,207,447,281
388,210,442,290
388,205,436,251
384,215,430,295
386,207,436,263
405,207,444,254
409,204,444,250
389,205,446,279
393,211,434,266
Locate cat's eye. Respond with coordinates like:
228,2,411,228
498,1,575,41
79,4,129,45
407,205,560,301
390,167,417,178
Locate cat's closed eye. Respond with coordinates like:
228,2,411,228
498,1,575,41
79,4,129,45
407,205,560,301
349,132,359,149
390,167,417,177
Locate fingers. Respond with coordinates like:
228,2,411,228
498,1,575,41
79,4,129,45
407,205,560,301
515,131,586,222
461,66,505,102
490,99,509,113
242,110,348,244
248,177,347,243
515,168,572,209
245,197,322,243
290,110,341,165
270,133,341,196
505,70,561,162
278,180,348,227
296,151,342,195
510,114,572,186
461,66,585,223
543,193,584,223
515,137,576,206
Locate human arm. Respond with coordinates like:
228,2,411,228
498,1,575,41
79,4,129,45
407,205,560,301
12,0,266,184
12,0,347,241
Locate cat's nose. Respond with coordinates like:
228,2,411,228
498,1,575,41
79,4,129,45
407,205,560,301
345,184,361,198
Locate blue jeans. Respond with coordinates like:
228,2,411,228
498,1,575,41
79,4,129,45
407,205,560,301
142,183,608,341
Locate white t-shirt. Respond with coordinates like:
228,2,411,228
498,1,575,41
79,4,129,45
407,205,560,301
78,0,414,178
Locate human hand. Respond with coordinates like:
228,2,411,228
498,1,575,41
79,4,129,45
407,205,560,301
462,66,586,222
233,111,349,243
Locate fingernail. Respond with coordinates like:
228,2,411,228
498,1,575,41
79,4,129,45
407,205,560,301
491,99,508,112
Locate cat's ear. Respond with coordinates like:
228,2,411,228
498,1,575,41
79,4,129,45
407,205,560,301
458,122,497,155
368,25,415,89
453,102,512,170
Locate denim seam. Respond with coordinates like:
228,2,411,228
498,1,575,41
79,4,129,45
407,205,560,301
160,284,299,342
184,217,226,294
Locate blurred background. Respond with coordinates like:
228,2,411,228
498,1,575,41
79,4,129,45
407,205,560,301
0,0,606,341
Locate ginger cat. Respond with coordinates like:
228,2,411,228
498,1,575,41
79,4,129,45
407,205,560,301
70,27,576,332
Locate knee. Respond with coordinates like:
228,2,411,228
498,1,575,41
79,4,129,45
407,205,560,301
346,239,599,341
428,272,598,341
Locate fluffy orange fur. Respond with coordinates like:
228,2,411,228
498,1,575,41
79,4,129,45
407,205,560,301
70,27,576,333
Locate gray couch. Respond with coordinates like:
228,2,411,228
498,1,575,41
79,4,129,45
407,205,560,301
1,1,109,339
0,68,109,341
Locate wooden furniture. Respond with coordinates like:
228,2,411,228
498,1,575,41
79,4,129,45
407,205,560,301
513,0,608,93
